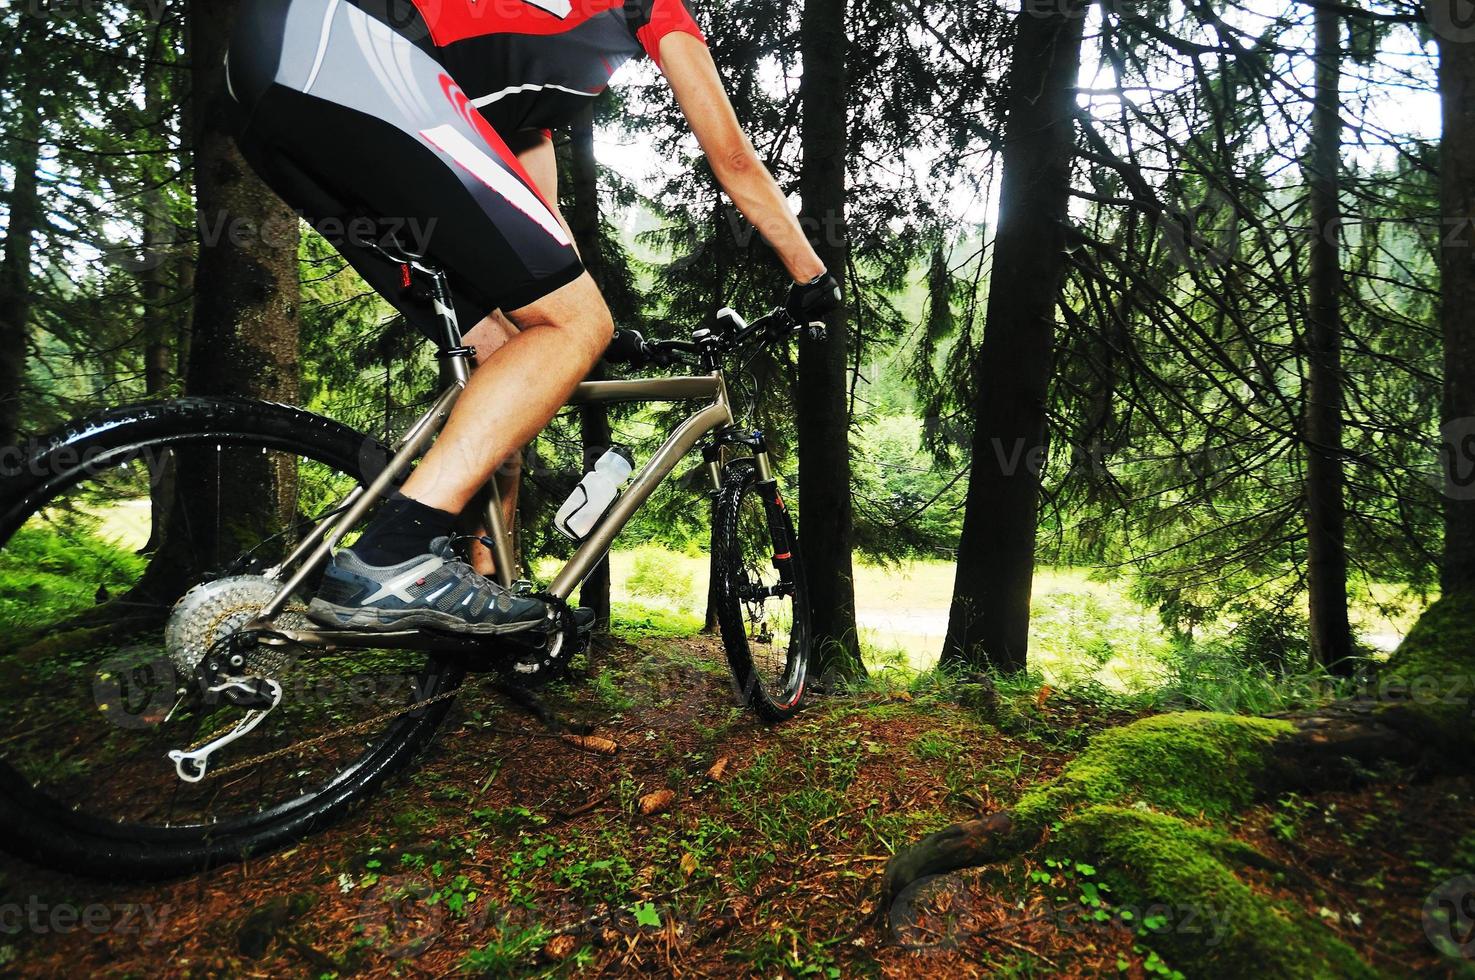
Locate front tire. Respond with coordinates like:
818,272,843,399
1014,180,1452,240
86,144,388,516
711,460,811,722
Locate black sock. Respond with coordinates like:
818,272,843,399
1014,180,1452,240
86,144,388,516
350,493,456,566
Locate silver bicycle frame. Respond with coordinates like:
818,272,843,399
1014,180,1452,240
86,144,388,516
255,356,736,646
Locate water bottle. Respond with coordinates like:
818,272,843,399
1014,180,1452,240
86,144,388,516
555,446,635,541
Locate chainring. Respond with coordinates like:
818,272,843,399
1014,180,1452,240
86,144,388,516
503,597,582,685
164,576,309,678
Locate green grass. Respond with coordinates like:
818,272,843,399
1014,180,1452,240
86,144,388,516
0,524,148,633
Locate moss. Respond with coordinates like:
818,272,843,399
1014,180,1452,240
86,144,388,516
991,714,1376,974
1011,712,1292,833
1054,807,1377,979
1379,591,1475,749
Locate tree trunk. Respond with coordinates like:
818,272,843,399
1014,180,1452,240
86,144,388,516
184,0,299,406
136,0,301,598
1304,6,1352,673
1435,2,1475,593
0,71,43,448
798,0,863,680
567,106,613,631
140,49,179,555
941,0,1089,673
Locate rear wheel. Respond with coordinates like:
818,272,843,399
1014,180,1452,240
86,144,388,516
711,460,811,722
0,398,461,878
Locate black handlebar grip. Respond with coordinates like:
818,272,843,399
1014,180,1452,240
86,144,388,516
786,272,842,324
604,329,648,365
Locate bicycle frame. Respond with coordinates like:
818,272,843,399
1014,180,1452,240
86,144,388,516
253,259,762,654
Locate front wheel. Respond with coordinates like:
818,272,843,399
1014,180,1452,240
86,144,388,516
711,460,811,722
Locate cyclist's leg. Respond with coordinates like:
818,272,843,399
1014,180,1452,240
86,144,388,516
227,0,607,629
401,275,613,515
460,312,526,577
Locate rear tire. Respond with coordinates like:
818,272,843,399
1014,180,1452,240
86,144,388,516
711,460,811,723
0,398,461,879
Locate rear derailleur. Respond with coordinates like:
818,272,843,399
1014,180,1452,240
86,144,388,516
167,629,290,783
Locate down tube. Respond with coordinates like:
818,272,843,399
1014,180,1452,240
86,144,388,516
548,401,733,599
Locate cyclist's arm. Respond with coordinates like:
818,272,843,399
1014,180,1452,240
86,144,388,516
658,33,827,284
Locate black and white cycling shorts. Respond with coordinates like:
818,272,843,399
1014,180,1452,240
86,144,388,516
226,0,585,338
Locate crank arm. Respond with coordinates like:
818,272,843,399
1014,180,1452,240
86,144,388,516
167,678,284,783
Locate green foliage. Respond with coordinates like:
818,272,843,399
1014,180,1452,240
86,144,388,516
459,924,551,974
625,545,696,607
609,601,704,639
0,525,146,633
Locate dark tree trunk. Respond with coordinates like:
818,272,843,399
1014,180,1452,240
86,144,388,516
798,0,863,680
137,0,301,598
941,0,1089,673
1304,7,1352,673
0,72,43,448
184,1,299,406
1436,2,1475,593
567,106,613,630
140,49,179,555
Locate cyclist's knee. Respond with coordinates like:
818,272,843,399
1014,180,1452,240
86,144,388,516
506,273,613,365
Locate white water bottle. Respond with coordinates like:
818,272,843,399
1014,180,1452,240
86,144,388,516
555,446,635,540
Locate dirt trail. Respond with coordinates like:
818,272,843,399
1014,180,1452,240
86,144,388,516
0,636,1463,977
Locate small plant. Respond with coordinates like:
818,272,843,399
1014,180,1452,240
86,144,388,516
459,924,550,974
1270,793,1316,843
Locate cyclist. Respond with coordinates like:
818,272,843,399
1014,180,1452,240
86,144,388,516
224,0,840,635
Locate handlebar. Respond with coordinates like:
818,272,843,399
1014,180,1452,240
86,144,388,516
603,307,828,371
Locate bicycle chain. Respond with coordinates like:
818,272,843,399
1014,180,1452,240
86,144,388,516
181,592,583,781
194,686,464,781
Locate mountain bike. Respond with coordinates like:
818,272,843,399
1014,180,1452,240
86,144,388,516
0,247,814,878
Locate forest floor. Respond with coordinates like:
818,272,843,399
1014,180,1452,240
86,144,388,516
0,626,1470,978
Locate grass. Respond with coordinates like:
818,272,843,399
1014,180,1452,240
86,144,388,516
564,547,1430,706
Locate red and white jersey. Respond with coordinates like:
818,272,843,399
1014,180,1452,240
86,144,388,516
400,0,707,133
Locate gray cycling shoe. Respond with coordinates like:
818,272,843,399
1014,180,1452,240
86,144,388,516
308,537,550,636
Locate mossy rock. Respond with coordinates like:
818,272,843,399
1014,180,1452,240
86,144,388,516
1379,590,1475,751
1054,806,1377,979
1012,712,1292,833
1000,714,1374,977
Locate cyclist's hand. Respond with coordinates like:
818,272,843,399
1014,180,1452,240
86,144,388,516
786,272,842,324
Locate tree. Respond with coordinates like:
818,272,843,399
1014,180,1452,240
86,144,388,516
798,0,863,680
942,0,1091,672
1434,0,1475,593
0,25,43,448
566,104,614,631
1303,4,1353,671
134,0,301,597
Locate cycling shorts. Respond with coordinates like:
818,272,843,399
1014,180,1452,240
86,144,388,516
226,0,585,339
